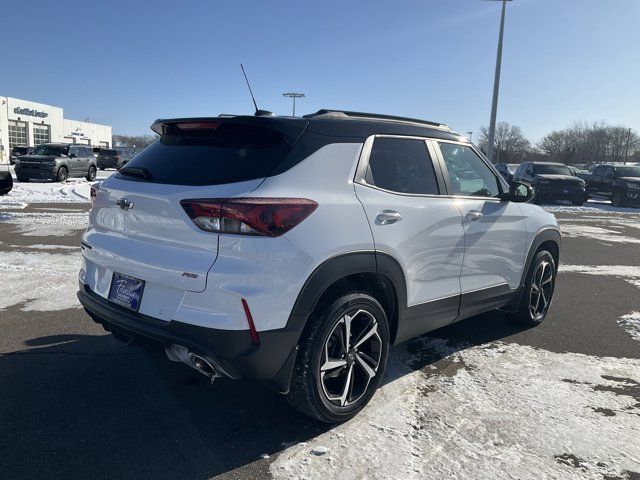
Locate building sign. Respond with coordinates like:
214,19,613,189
13,107,48,118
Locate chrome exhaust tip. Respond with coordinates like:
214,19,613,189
190,354,216,377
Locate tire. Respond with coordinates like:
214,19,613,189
287,292,390,423
86,165,97,181
16,176,27,183
508,250,556,327
56,166,69,183
99,167,105,171
612,192,627,208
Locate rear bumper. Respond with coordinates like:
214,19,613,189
77,285,301,390
97,159,119,169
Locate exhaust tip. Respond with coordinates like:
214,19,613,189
190,354,215,377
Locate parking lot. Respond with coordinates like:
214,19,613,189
1,175,639,480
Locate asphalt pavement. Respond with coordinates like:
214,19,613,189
0,200,639,479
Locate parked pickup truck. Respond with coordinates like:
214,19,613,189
587,164,640,207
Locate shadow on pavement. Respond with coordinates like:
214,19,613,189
0,310,526,480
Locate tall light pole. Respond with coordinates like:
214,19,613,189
486,0,511,163
282,92,306,117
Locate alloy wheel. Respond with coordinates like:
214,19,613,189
319,308,382,407
529,260,554,321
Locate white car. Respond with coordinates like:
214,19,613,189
78,110,561,422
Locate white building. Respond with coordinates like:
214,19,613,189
0,96,112,163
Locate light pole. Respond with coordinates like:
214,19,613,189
467,131,473,142
486,0,512,164
282,92,305,117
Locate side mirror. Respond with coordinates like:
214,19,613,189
69,153,77,158
503,181,534,203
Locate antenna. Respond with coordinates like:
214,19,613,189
240,64,259,114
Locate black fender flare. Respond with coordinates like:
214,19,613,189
502,227,561,312
267,251,407,393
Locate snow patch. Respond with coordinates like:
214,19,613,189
0,251,82,311
545,203,640,215
271,341,640,480
560,224,640,244
619,312,640,342
559,264,640,288
0,211,88,236
0,170,112,205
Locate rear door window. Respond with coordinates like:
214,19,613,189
438,142,501,198
365,137,439,195
117,123,293,186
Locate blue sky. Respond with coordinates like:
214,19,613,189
2,0,638,141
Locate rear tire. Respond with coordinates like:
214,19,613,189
56,166,68,183
99,166,105,171
287,292,390,423
612,192,627,207
508,250,556,327
86,165,97,181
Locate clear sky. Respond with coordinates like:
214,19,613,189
2,0,638,141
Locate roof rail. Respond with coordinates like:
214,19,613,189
304,109,450,130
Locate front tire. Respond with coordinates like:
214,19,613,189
509,250,556,327
86,165,97,181
56,166,69,183
287,292,390,423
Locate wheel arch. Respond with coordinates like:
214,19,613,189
267,251,407,394
502,227,561,312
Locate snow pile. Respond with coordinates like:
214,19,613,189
0,250,82,311
0,211,88,236
272,341,640,480
619,312,640,342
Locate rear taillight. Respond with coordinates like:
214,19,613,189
114,155,121,162
180,198,318,237
90,183,99,208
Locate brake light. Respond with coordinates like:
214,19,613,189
90,184,99,208
180,198,318,237
175,121,221,131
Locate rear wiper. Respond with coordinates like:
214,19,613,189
119,167,153,180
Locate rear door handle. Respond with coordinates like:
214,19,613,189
465,210,483,222
376,210,403,225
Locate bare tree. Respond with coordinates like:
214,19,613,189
538,122,639,165
112,134,158,148
478,122,531,163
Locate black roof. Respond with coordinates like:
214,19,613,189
152,109,463,143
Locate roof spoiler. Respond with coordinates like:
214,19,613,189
304,109,450,130
150,116,309,144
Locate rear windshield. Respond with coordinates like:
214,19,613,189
13,147,29,154
100,149,119,155
32,144,69,156
535,164,571,175
116,123,292,186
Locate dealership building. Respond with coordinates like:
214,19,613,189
0,96,112,163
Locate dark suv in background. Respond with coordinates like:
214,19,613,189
14,143,97,183
9,146,34,165
588,164,640,207
97,149,130,170
512,161,588,205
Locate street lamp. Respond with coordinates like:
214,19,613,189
282,92,305,117
485,0,512,163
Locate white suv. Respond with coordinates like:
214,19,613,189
78,110,560,422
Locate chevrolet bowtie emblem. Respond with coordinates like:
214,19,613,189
116,198,134,210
